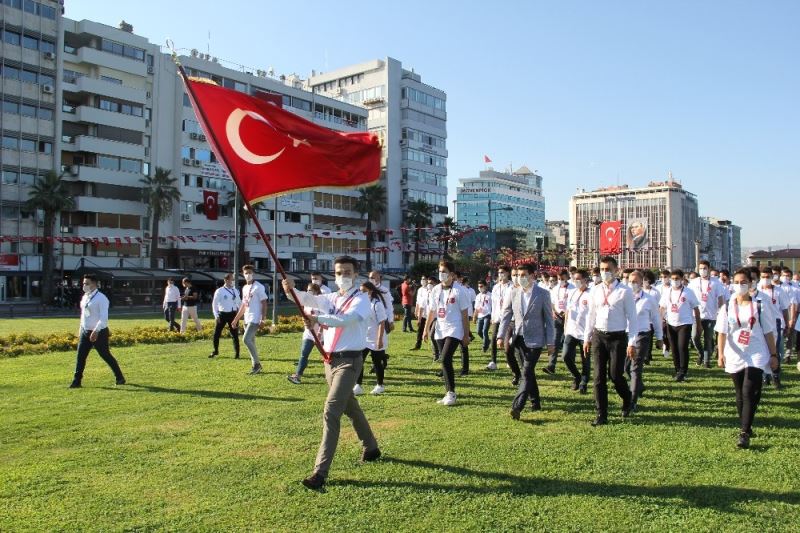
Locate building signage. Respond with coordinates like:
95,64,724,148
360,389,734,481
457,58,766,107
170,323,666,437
200,162,231,181
199,250,230,257
0,254,19,269
460,188,491,194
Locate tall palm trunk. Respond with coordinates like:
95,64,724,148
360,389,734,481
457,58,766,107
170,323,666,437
41,212,55,305
414,228,422,264
150,205,161,268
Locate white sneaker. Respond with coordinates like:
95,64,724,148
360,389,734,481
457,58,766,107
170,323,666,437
353,384,364,396
371,384,385,395
486,361,497,371
663,349,671,359
440,391,457,406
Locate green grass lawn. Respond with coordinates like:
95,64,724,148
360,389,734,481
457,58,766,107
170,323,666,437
1,325,799,532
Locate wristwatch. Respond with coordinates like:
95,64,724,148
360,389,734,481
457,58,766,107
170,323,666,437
770,354,778,358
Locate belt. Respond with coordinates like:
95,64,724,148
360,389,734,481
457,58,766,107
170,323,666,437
594,328,626,336
330,350,362,358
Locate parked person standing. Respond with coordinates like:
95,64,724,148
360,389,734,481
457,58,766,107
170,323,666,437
210,273,241,359
162,278,180,332
288,282,323,385
179,278,202,334
231,265,268,375
354,281,388,395
368,270,393,368
757,268,789,389
660,269,701,382
400,275,416,333
69,274,126,388
543,269,573,375
716,269,779,449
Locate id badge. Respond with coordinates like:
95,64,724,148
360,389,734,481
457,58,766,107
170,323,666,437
737,330,751,346
671,304,678,313
701,294,708,302
437,307,446,318
559,301,566,311
84,308,91,318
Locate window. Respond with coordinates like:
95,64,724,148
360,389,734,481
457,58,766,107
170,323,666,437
101,75,122,85
2,171,18,184
98,155,118,170
19,138,35,152
181,146,192,159
38,141,52,154
19,103,36,117
3,29,21,46
23,35,38,50
2,136,18,149
2,101,19,114
40,40,55,54
119,158,140,173
101,39,145,62
19,172,35,185
2,65,20,80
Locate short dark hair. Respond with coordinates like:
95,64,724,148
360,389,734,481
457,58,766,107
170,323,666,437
438,260,455,272
623,268,634,275
660,269,671,277
670,269,684,278
720,269,730,277
782,267,793,275
517,263,535,274
223,273,233,282
242,264,255,273
83,274,98,284
698,259,711,268
311,271,322,277
334,255,359,270
733,268,751,281
592,267,601,275
478,280,486,286
559,269,570,277
760,267,774,275
643,270,656,284
182,277,191,284
576,269,589,280
167,277,174,283
600,256,618,268
497,265,510,273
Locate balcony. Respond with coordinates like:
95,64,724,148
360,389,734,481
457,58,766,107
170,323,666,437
75,106,146,131
63,76,147,104
74,135,145,160
73,196,145,217
75,47,148,77
66,165,144,188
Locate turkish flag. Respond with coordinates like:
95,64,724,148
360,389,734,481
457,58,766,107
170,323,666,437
183,77,381,203
203,190,219,220
484,155,492,163
600,221,622,255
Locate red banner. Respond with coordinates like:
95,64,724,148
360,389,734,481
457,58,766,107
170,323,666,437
600,221,621,255
0,254,19,268
203,190,218,220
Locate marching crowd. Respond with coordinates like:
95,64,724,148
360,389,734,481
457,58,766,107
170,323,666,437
66,255,797,490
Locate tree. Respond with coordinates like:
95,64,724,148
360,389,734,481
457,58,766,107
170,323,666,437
354,184,386,272
405,199,433,265
437,216,458,259
140,167,181,268
26,170,74,305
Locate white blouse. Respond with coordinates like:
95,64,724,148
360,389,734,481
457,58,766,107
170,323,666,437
714,298,776,374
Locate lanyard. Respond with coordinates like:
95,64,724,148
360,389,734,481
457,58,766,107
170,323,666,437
84,290,98,309
439,287,453,308
670,287,684,306
601,281,617,306
569,288,587,307
224,287,237,299
733,299,756,330
701,279,711,293
332,289,359,316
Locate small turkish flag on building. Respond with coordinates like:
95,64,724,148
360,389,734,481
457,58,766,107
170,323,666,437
182,77,381,203
203,190,219,220
484,155,492,163
600,221,622,255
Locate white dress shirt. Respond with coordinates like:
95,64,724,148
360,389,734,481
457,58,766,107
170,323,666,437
212,285,241,319
365,298,388,350
416,284,431,315
163,284,180,305
429,283,470,340
242,281,268,324
80,289,109,333
295,288,370,352
474,291,492,319
715,297,776,373
660,286,700,327
585,280,638,347
564,287,591,340
490,281,513,323
689,277,726,320
632,290,663,339
550,282,574,315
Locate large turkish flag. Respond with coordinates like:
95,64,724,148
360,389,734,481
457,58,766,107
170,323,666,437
183,77,381,203
600,221,622,255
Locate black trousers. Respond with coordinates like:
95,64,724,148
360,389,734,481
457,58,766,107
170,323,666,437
73,328,124,383
625,331,652,399
358,349,386,385
435,337,460,392
490,322,500,363
402,305,415,332
666,323,692,376
213,310,240,355
460,342,470,372
563,335,590,385
414,317,426,349
547,316,565,369
591,329,631,418
732,366,764,434
511,336,542,411
164,301,179,331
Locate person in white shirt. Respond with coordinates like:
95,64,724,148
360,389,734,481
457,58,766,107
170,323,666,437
210,273,241,359
231,265,269,375
583,256,638,426
423,260,471,406
456,274,475,375
69,274,125,388
488,265,514,371
659,268,701,382
689,260,727,367
412,276,434,353
162,278,180,332
715,268,779,449
310,271,332,295
657,270,673,359
368,270,394,370
288,282,323,385
473,280,492,353
562,269,592,394
779,267,799,361
757,267,789,389
354,281,388,396
282,255,380,491
543,269,574,375
625,270,663,410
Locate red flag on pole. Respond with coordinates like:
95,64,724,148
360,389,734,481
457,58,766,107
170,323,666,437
484,155,492,163
183,78,381,203
203,190,218,220
600,221,622,255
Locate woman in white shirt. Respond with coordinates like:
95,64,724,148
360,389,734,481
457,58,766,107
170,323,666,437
354,281,388,396
659,269,701,382
715,268,779,449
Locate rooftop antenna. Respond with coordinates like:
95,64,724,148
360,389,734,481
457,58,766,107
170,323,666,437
207,30,210,56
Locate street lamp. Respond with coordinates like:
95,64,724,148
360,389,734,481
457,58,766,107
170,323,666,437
488,198,513,260
591,218,602,267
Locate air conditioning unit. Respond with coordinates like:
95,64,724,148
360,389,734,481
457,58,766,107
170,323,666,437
43,51,56,60
198,134,206,142
69,165,79,176
182,157,191,165
304,224,312,230
147,66,154,74
42,84,55,94
399,139,408,146
181,213,191,222
189,132,199,140
192,159,201,167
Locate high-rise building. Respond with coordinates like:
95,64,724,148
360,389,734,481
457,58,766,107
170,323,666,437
699,217,741,270
569,178,700,269
456,166,546,251
0,0,62,300
309,58,448,268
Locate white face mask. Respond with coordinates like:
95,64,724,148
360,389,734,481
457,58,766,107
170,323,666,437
574,279,585,289
699,268,709,278
336,275,354,291
661,278,670,286
225,280,233,288
758,279,769,289
733,283,750,296
82,283,92,294
593,276,601,285
518,276,530,288
438,272,450,284
780,276,789,284
672,279,682,289
311,278,321,286
772,274,780,283
244,273,254,282
600,271,614,284
498,273,508,282
630,282,641,293
643,280,651,288
560,279,569,287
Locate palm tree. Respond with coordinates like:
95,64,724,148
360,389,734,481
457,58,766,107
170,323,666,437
438,216,458,259
26,170,74,305
140,167,181,268
405,199,433,265
354,184,386,271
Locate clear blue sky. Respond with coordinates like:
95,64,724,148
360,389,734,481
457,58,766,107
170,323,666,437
66,0,799,247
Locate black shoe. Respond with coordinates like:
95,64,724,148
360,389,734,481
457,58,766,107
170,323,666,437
703,362,711,369
622,404,632,418
511,377,520,387
530,401,541,412
774,376,783,390
209,352,218,358
578,383,587,394
433,357,440,363
369,365,376,374
460,370,469,377
696,356,704,366
571,380,580,391
629,399,638,413
410,346,421,351
639,385,646,398
763,375,772,386
675,373,685,382
409,329,416,333
591,416,608,427
69,381,81,389
510,409,521,421
737,431,750,449
361,447,382,462
384,355,389,369
541,366,555,376
234,354,240,359
301,473,326,490
116,377,126,385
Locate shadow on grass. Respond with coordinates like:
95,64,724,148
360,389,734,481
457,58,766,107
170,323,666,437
102,383,303,402
336,457,800,512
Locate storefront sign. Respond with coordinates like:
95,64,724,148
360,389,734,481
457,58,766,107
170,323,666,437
460,188,491,194
0,254,19,269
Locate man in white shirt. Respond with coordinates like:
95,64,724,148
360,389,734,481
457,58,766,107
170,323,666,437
626,270,663,411
210,273,241,359
488,265,514,371
583,257,638,426
689,260,727,367
368,270,394,370
162,278,180,332
282,255,380,491
69,274,125,388
473,280,492,353
543,269,574,375
562,269,592,394
758,267,789,389
779,267,798,361
310,271,332,295
232,264,268,375
660,269,702,382
412,276,432,351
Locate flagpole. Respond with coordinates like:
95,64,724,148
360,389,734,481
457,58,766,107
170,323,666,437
175,62,331,362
